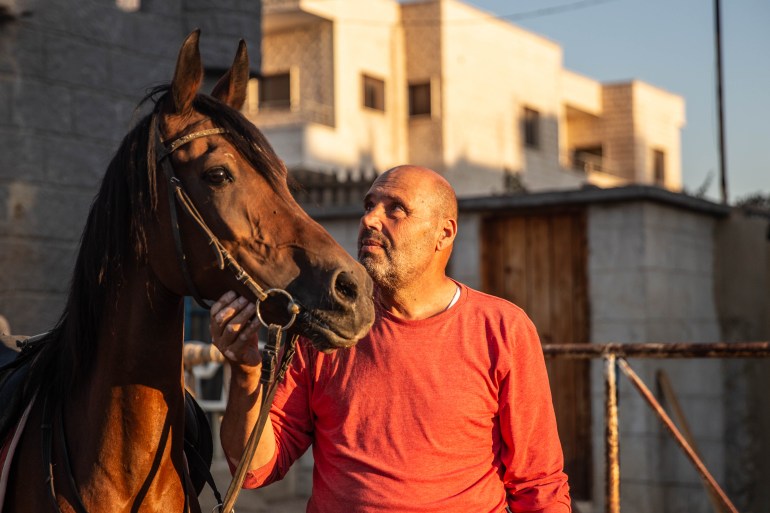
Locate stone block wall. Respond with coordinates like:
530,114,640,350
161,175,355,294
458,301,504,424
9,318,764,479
0,0,262,335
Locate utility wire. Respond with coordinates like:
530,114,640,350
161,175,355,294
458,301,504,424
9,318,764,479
289,0,621,26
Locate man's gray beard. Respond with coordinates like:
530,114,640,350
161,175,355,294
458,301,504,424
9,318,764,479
360,254,401,293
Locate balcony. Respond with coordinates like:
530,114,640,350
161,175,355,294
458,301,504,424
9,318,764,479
248,99,334,129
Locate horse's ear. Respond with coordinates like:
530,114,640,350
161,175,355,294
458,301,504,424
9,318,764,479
169,29,203,115
211,40,249,110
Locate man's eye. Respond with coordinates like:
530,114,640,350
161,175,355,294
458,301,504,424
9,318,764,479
204,167,231,185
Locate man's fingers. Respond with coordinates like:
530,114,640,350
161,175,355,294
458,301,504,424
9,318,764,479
223,303,256,337
211,291,238,316
211,297,248,332
226,320,261,362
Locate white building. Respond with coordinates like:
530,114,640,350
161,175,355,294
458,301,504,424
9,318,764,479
249,0,686,197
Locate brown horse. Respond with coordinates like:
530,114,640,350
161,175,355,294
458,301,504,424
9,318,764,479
1,31,374,512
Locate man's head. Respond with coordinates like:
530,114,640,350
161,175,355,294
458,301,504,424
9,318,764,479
357,165,457,292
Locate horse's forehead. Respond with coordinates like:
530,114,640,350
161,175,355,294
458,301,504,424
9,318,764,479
161,110,214,140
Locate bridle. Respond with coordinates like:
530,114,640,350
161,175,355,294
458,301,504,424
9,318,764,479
155,113,301,513
154,117,299,322
41,112,300,513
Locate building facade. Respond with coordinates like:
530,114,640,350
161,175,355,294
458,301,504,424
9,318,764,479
252,0,685,197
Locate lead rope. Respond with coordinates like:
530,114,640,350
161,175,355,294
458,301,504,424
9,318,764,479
218,326,299,513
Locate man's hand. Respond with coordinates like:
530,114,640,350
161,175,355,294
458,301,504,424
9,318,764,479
210,291,261,367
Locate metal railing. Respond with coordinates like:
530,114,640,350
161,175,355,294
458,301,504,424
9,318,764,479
544,342,770,513
183,341,770,512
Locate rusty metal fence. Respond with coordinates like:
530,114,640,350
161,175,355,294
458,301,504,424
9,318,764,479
543,342,770,513
184,341,770,513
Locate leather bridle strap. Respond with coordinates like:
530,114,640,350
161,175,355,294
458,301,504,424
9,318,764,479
153,116,271,309
219,325,299,513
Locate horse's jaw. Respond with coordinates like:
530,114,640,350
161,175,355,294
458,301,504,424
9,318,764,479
294,298,376,353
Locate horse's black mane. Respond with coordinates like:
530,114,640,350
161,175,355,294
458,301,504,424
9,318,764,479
22,87,287,405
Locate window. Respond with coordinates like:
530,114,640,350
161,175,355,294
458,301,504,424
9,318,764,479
408,82,431,117
362,75,385,111
204,68,260,112
523,107,540,149
259,72,291,110
653,149,665,185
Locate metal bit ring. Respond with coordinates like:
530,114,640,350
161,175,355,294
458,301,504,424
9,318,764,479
255,288,300,330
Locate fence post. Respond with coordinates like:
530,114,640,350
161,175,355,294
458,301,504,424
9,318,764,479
605,354,620,513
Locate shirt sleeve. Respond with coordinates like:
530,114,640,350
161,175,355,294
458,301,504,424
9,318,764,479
499,311,572,513
241,339,316,488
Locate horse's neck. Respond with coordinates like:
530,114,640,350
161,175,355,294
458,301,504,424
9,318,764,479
65,266,188,502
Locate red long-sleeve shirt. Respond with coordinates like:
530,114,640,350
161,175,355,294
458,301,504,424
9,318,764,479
241,283,571,513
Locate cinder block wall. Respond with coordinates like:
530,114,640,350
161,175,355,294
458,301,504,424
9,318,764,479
588,202,725,513
0,0,262,335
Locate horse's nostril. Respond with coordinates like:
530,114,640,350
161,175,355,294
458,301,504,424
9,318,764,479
333,271,359,304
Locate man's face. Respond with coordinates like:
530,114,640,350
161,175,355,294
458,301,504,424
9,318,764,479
357,171,439,291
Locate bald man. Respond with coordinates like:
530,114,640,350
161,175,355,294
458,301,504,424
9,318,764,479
212,166,571,513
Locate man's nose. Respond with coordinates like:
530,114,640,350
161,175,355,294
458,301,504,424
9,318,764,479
361,206,383,231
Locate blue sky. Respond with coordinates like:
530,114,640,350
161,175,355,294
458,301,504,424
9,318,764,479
453,0,769,202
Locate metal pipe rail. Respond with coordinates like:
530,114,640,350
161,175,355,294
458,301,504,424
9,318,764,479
543,341,770,359
542,342,770,513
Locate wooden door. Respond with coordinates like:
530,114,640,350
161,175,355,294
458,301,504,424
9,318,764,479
481,209,592,500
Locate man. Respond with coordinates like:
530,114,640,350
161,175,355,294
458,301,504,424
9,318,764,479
211,165,571,512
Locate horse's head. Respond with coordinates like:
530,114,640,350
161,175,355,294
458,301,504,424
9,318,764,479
149,31,374,350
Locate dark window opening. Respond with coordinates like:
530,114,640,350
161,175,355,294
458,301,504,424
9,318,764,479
363,75,385,111
409,82,431,117
653,149,665,185
259,72,291,110
523,107,540,149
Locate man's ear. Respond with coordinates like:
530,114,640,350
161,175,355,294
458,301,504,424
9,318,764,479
436,218,457,252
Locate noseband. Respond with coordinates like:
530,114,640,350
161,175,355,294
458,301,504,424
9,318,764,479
153,115,299,329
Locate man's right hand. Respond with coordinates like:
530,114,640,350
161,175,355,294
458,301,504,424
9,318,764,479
210,291,261,367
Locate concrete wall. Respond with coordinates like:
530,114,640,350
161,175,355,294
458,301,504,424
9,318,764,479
0,0,262,334
588,202,726,513
714,211,770,513
402,0,443,173
602,82,685,190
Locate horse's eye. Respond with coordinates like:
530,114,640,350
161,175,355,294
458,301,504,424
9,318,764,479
204,167,231,186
